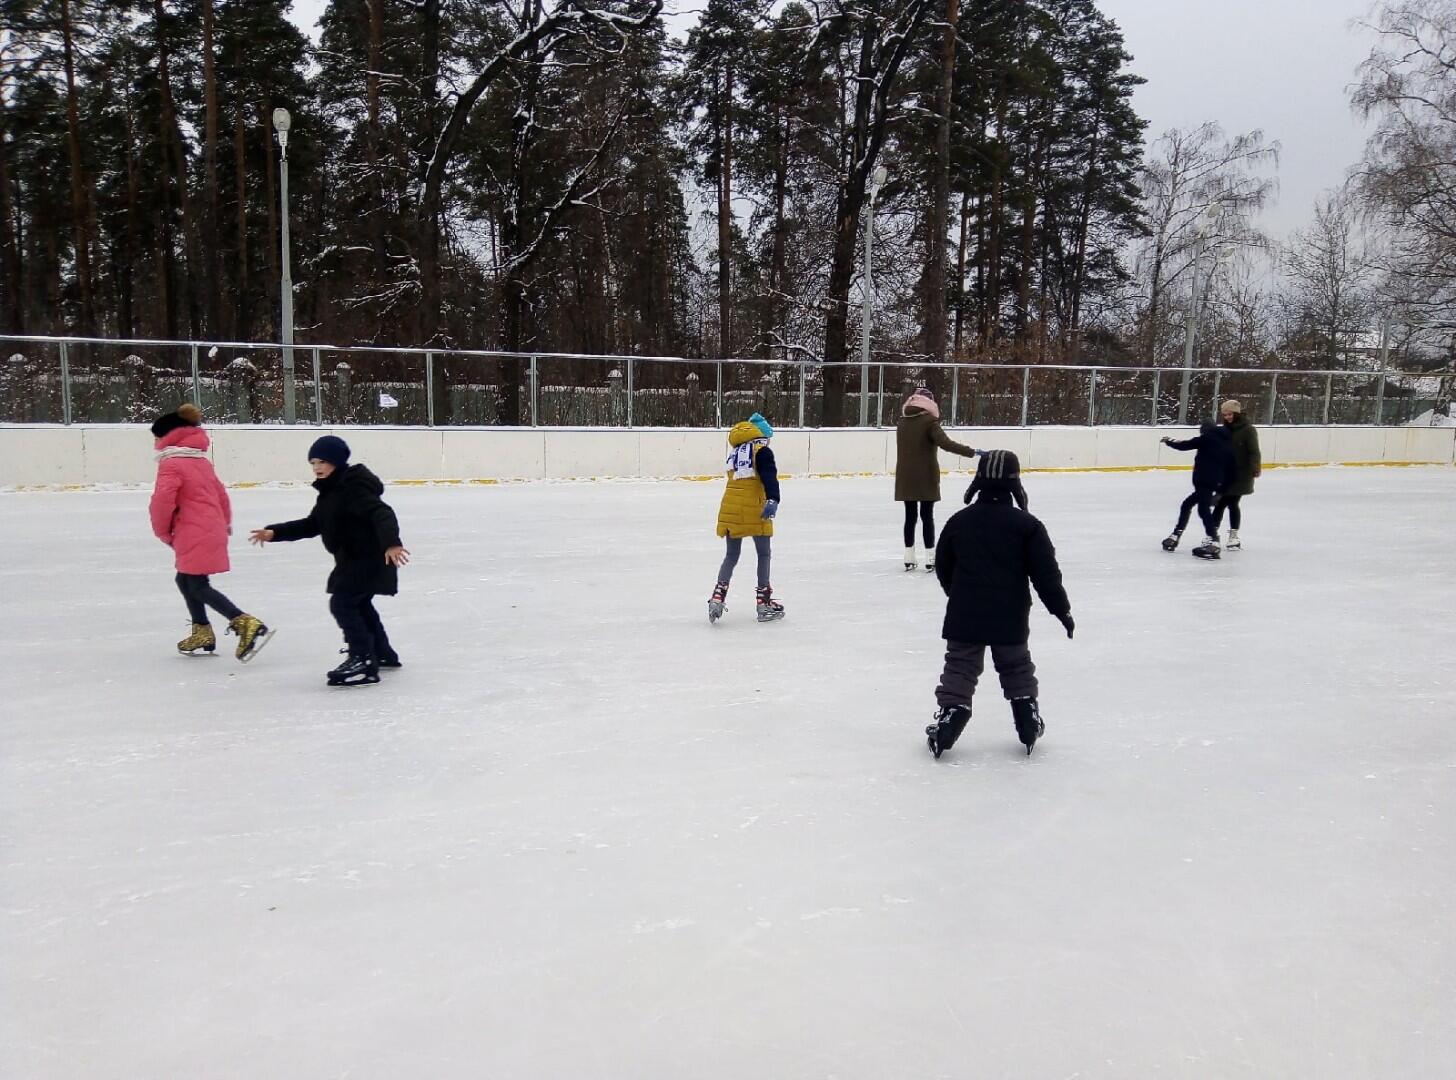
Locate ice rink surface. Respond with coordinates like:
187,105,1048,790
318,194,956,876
3,466,1455,1079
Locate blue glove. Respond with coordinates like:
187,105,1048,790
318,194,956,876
761,499,779,520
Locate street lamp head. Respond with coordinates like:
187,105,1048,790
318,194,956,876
272,107,292,152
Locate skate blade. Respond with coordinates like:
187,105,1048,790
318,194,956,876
327,674,380,687
179,650,219,657
904,564,917,572
708,601,725,624
237,627,276,664
1191,551,1220,560
756,611,785,623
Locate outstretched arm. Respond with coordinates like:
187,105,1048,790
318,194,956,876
930,422,977,459
254,509,319,544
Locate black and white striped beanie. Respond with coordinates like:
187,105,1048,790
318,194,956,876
976,449,1020,483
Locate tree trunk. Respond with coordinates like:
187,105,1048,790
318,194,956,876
923,0,959,393
982,104,1006,347
201,0,222,336
120,73,143,338
717,64,734,358
766,107,789,360
952,190,969,359
60,0,96,333
366,0,386,277
0,110,23,334
1068,108,1103,361
234,107,250,339
154,0,201,336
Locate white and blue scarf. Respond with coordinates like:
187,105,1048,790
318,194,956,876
727,439,765,478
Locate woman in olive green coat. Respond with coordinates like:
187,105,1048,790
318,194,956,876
1211,399,1261,550
894,388,978,570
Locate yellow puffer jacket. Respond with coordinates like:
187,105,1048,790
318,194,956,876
716,421,773,538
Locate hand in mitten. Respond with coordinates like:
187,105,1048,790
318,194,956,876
1057,612,1075,639
761,499,779,520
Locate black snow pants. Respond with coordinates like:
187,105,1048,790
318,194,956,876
1175,488,1219,537
935,640,1038,709
329,592,397,663
176,573,243,625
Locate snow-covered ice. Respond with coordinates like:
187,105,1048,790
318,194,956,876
3,466,1455,1078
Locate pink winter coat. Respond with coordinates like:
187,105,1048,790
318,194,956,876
149,425,232,575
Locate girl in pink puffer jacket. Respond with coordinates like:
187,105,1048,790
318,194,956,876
149,404,272,660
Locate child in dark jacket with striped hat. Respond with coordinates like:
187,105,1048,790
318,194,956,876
927,450,1073,758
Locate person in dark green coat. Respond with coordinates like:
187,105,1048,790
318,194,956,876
894,387,978,571
1210,399,1262,551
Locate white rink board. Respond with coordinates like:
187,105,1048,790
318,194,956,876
3,468,1455,1078
0,423,1452,487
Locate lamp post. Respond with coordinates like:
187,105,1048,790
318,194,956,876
273,106,296,424
859,164,889,427
1177,204,1222,425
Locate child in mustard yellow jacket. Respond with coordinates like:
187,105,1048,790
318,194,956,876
708,412,783,624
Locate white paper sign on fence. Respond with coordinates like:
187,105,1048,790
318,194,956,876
379,393,399,408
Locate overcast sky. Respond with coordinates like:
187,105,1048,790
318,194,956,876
285,0,1379,240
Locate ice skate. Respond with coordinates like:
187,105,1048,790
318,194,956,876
923,547,935,572
1226,529,1241,551
904,547,917,572
226,613,274,662
1191,534,1221,560
1011,697,1044,755
327,653,379,686
755,584,785,623
176,622,216,656
926,704,971,759
708,581,729,624
1161,529,1182,552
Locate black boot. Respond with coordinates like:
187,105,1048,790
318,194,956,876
926,704,971,759
1011,697,1044,755
328,653,380,686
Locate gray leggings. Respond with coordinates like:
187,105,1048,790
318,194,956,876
718,535,771,588
935,640,1038,708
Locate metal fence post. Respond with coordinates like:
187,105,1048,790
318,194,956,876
797,364,806,428
950,365,959,426
530,355,539,427
1087,367,1098,426
190,343,201,405
1211,370,1222,421
1267,372,1279,425
312,347,323,425
715,361,723,428
626,356,634,427
1322,373,1333,425
1151,369,1161,425
1020,366,1030,427
1375,371,1387,425
425,352,435,427
876,363,885,428
58,341,72,425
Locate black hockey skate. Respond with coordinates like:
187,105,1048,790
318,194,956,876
327,653,380,687
926,704,971,759
1161,530,1182,552
1011,697,1044,755
708,581,729,624
755,585,785,623
1191,535,1221,560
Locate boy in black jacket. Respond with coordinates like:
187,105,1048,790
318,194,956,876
927,451,1073,758
1159,422,1234,557
250,436,410,686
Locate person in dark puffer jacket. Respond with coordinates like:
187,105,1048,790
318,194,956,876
1159,422,1233,554
926,450,1073,759
249,436,410,686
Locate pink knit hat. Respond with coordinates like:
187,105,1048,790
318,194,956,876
903,389,940,418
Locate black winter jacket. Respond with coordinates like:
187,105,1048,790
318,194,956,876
934,490,1070,645
267,464,403,595
1166,423,1233,491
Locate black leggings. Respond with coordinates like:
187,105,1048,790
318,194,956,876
902,501,936,548
329,592,397,662
1213,494,1242,532
176,573,243,625
1175,489,1218,536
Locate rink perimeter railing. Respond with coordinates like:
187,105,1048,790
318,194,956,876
2,334,1454,430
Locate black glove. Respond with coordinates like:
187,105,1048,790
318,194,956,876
1057,612,1075,639
1160,436,1172,445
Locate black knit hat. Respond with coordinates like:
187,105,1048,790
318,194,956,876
151,402,202,439
308,435,351,467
